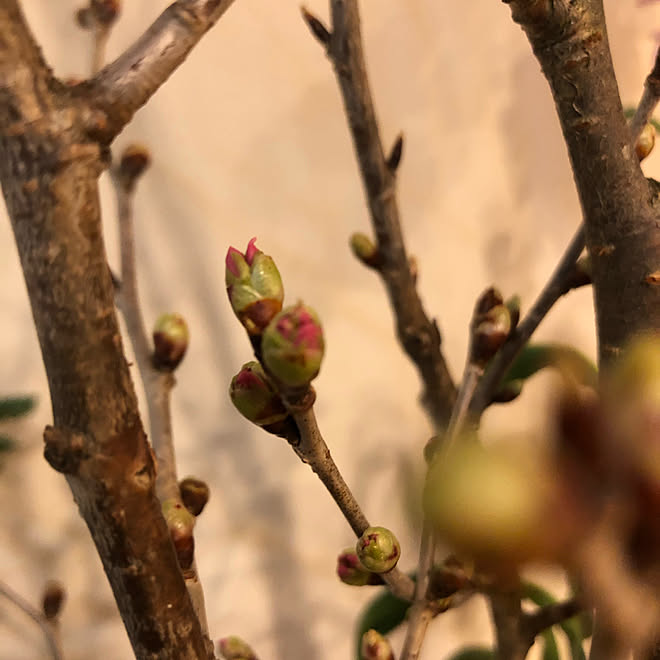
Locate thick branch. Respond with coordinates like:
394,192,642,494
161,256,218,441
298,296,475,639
504,0,660,363
88,0,237,138
0,2,213,657
320,1,456,429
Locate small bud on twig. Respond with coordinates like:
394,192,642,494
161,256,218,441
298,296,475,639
635,122,656,161
152,313,189,370
300,7,331,47
385,133,404,172
469,287,511,368
218,635,258,660
90,0,121,26
356,526,401,574
350,232,381,268
42,580,66,620
360,629,395,660
162,499,196,570
229,361,289,427
117,143,151,191
336,548,385,586
179,477,210,516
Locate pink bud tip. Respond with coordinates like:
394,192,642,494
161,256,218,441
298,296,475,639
245,237,260,265
226,247,243,277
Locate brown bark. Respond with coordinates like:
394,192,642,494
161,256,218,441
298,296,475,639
0,1,235,657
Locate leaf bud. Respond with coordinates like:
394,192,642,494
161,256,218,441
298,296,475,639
356,526,401,574
117,143,151,191
229,361,289,426
262,303,324,388
635,121,656,161
42,580,66,620
152,313,189,370
350,232,381,268
90,0,120,26
360,629,394,660
179,476,210,516
162,499,195,570
217,636,258,660
336,548,384,586
470,287,511,367
226,238,284,335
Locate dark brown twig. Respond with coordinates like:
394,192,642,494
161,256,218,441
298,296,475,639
305,2,456,429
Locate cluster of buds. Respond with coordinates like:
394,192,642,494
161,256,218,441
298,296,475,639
152,313,189,371
226,238,284,336
162,498,196,570
469,287,513,368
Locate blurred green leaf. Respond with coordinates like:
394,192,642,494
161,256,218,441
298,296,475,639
355,588,411,659
0,396,36,420
0,434,16,452
501,344,597,389
541,629,560,660
445,648,494,660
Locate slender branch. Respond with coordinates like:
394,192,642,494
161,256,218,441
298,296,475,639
469,225,586,419
289,405,415,601
488,583,528,660
88,0,238,139
304,2,456,429
0,581,63,660
629,46,660,145
522,598,582,642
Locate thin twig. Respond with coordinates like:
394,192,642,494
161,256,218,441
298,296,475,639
313,1,456,429
468,225,586,419
630,46,660,145
522,597,582,642
0,581,64,660
290,406,415,601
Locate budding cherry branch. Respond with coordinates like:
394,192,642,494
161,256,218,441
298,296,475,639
0,1,659,660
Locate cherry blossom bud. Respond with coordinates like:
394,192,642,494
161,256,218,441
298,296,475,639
360,629,394,660
230,361,289,426
152,313,189,370
179,477,210,516
356,526,401,574
635,122,656,161
336,548,384,586
470,287,511,367
262,303,324,388
226,238,284,335
162,499,195,570
218,636,258,660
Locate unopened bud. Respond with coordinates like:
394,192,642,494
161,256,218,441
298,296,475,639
360,629,394,660
42,580,66,620
226,238,284,335
162,499,195,570
350,232,380,268
90,0,120,26
356,526,401,574
230,361,289,427
217,636,258,660
152,313,189,370
75,7,94,29
470,287,511,367
635,122,656,161
262,303,324,388
179,477,210,516
505,295,521,332
118,143,151,190
336,548,384,586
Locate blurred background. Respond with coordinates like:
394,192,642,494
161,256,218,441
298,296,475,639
0,1,658,658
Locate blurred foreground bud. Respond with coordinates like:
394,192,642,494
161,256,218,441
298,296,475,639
179,477,210,516
226,238,284,335
350,232,380,268
152,313,189,370
635,122,656,161
360,629,394,660
337,548,384,586
162,499,195,570
356,526,401,574
117,143,151,190
91,0,120,25
218,636,258,660
42,580,66,620
470,287,511,367
425,442,572,566
262,303,324,388
230,361,289,426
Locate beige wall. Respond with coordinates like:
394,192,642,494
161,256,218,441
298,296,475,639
1,2,658,658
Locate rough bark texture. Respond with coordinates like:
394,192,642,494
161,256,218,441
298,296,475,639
504,0,660,363
0,1,219,657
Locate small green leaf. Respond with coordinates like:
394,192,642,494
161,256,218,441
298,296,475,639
0,396,36,420
541,629,560,660
445,648,494,660
355,588,411,659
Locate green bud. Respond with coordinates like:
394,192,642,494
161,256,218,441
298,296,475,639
162,498,195,570
262,303,324,388
360,629,394,660
152,313,189,370
229,361,289,426
217,636,258,660
356,526,401,574
226,238,284,335
336,548,384,586
350,232,380,268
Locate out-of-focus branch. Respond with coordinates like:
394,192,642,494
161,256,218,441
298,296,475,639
302,3,456,430
522,597,582,643
488,584,528,660
629,46,660,145
0,581,63,660
87,0,237,139
469,225,586,419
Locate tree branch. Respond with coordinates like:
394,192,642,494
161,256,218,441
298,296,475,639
88,0,237,138
303,2,457,429
522,597,582,643
502,0,660,364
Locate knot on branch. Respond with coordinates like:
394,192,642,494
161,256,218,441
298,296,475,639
43,425,90,474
